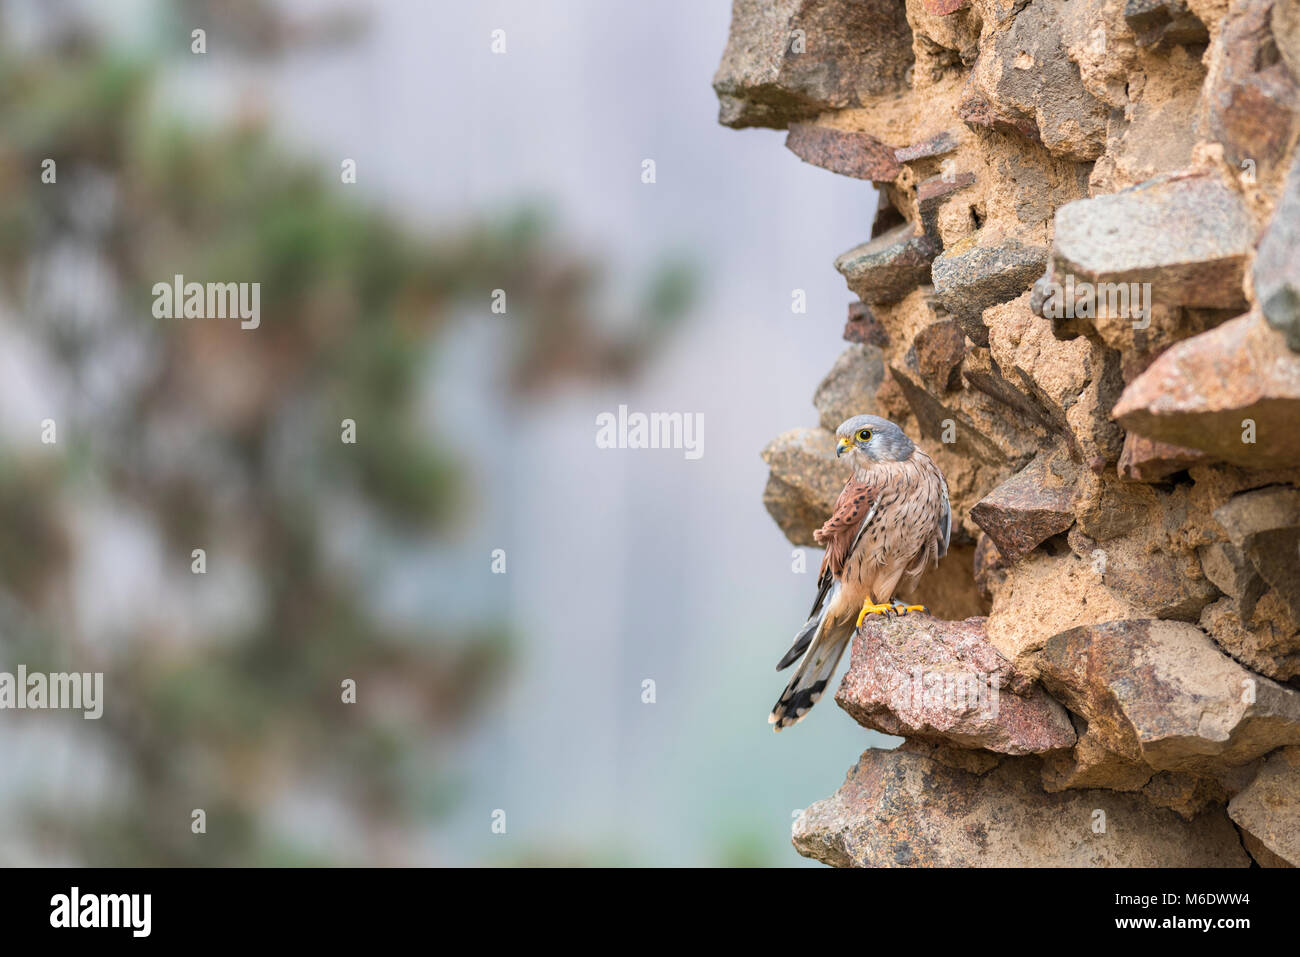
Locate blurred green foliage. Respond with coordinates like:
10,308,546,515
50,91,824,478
0,10,690,865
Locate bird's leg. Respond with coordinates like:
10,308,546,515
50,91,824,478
890,598,928,615
856,599,896,629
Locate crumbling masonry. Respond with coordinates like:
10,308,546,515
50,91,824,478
716,0,1300,866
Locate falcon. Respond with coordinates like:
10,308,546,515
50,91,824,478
770,414,950,731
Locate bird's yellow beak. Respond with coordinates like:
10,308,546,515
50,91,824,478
836,436,852,458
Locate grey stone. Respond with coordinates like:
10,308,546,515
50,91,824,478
1255,150,1300,352
1123,0,1209,48
1051,173,1253,311
1213,486,1300,621
834,223,938,306
713,0,914,129
813,344,884,431
932,236,1048,346
965,0,1109,160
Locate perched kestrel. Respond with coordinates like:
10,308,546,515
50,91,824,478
770,414,950,731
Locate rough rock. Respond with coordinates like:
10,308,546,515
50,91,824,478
1041,722,1156,792
1201,0,1300,183
1200,593,1300,681
1112,312,1300,468
812,344,885,431
906,319,966,392
1198,544,1267,624
1255,151,1300,351
917,172,977,240
1142,771,1227,819
932,236,1048,345
785,123,902,181
1068,524,1221,622
964,0,1110,160
835,224,938,305
1227,747,1300,866
985,550,1142,678
760,427,843,545
834,614,1076,754
793,748,1250,866
1049,173,1253,311
1117,433,1210,481
1123,0,1209,48
1039,618,1300,772
1212,485,1300,619
842,300,890,347
713,0,915,129
921,0,970,14
985,292,1125,466
893,129,960,163
970,449,1077,563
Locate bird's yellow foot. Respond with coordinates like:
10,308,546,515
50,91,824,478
890,599,928,615
856,601,896,629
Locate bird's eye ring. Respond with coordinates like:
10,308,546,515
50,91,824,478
857,429,872,442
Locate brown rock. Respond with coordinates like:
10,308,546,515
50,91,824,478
812,344,884,431
713,0,915,129
1212,485,1300,620
1039,618,1300,773
970,450,1077,563
1198,543,1267,623
896,737,1002,774
985,291,1125,467
916,171,977,239
843,300,890,347
793,748,1250,867
1069,519,1222,622
1227,747,1300,866
907,319,967,392
834,614,1077,754
972,531,1009,603
1112,312,1300,468
1242,831,1296,867
1142,771,1228,819
784,123,902,181
760,428,843,545
1118,433,1210,481
1200,593,1300,681
1201,0,1300,182
1041,722,1156,792
985,550,1143,678
921,0,970,14
893,129,960,163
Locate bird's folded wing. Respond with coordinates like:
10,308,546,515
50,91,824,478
814,478,876,579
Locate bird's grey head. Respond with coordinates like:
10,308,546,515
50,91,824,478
835,414,915,464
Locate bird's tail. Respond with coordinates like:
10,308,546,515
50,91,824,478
769,611,856,732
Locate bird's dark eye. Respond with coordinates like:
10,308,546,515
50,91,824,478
857,429,872,442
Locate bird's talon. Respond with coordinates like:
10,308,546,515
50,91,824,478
889,600,929,616
855,600,895,629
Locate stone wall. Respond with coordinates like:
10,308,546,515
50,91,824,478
716,0,1300,866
